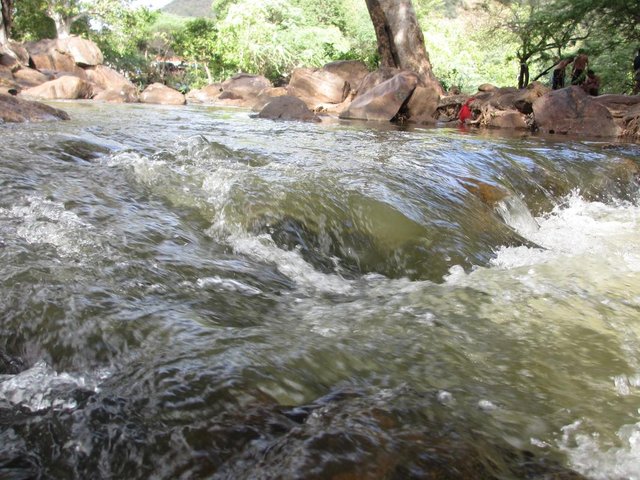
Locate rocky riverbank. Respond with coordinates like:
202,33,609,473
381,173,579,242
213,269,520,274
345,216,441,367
1,36,639,141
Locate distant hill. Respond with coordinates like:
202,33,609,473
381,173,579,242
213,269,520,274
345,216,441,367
161,0,215,18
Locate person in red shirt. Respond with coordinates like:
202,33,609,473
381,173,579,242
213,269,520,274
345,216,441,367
458,97,475,124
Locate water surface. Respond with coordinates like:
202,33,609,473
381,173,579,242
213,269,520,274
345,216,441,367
1,102,640,479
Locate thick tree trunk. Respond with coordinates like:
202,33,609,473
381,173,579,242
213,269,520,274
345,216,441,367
0,0,13,46
365,0,443,94
50,11,74,39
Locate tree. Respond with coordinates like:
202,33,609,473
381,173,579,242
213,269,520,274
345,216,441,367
173,18,218,84
0,0,13,45
15,0,132,40
479,0,590,88
364,0,443,94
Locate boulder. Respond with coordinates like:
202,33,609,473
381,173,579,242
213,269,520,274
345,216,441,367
621,103,640,139
57,36,103,67
478,83,498,92
593,94,640,133
256,95,320,122
287,67,349,108
12,67,51,89
485,110,529,129
405,85,440,124
93,87,138,103
0,42,29,69
218,73,272,107
185,83,223,104
512,81,550,114
84,65,135,92
0,65,13,81
355,67,401,96
251,86,288,111
20,76,94,100
532,86,620,137
25,39,86,78
140,82,186,105
339,71,419,122
0,93,70,122
322,60,369,94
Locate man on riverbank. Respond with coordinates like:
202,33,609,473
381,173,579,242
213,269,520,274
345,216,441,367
571,51,589,85
552,57,573,89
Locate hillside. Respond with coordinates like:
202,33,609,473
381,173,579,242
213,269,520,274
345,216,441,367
161,0,215,18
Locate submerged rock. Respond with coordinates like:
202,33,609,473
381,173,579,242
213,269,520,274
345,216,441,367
256,95,320,122
0,93,70,122
217,73,272,108
140,82,186,105
185,83,223,104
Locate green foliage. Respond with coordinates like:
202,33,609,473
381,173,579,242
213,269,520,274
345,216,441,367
10,0,638,95
162,0,215,18
13,0,55,40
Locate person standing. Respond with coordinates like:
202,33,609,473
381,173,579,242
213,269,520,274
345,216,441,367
633,48,640,94
552,57,574,89
571,51,589,85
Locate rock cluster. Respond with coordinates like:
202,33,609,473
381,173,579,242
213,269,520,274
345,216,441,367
1,36,639,140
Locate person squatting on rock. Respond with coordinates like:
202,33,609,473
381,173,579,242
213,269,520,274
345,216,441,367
582,70,600,96
571,51,589,85
552,57,574,90
633,48,640,95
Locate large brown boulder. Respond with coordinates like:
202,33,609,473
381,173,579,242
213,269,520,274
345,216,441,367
405,85,440,124
185,83,223,104
287,67,349,108
340,71,419,122
57,36,103,67
621,103,640,139
593,95,640,137
532,86,620,137
140,83,186,105
12,67,51,89
513,81,550,114
84,65,134,91
217,73,272,107
0,93,70,122
20,76,94,100
251,86,288,111
322,60,370,93
25,39,87,78
0,42,29,69
256,95,320,122
0,65,13,81
355,67,401,96
93,87,138,103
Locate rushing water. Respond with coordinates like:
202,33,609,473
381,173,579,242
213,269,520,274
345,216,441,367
1,101,640,479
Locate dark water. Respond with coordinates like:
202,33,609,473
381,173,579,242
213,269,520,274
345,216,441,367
1,102,640,479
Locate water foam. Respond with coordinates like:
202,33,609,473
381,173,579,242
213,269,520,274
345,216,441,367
0,195,101,257
0,361,107,412
492,191,640,270
559,420,640,480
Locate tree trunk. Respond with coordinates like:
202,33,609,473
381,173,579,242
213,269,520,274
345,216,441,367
203,63,212,84
50,10,74,39
0,0,13,46
518,61,530,89
365,0,443,94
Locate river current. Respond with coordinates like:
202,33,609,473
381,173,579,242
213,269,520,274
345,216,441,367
1,101,640,479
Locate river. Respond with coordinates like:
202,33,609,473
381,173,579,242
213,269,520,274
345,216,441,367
1,101,640,479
